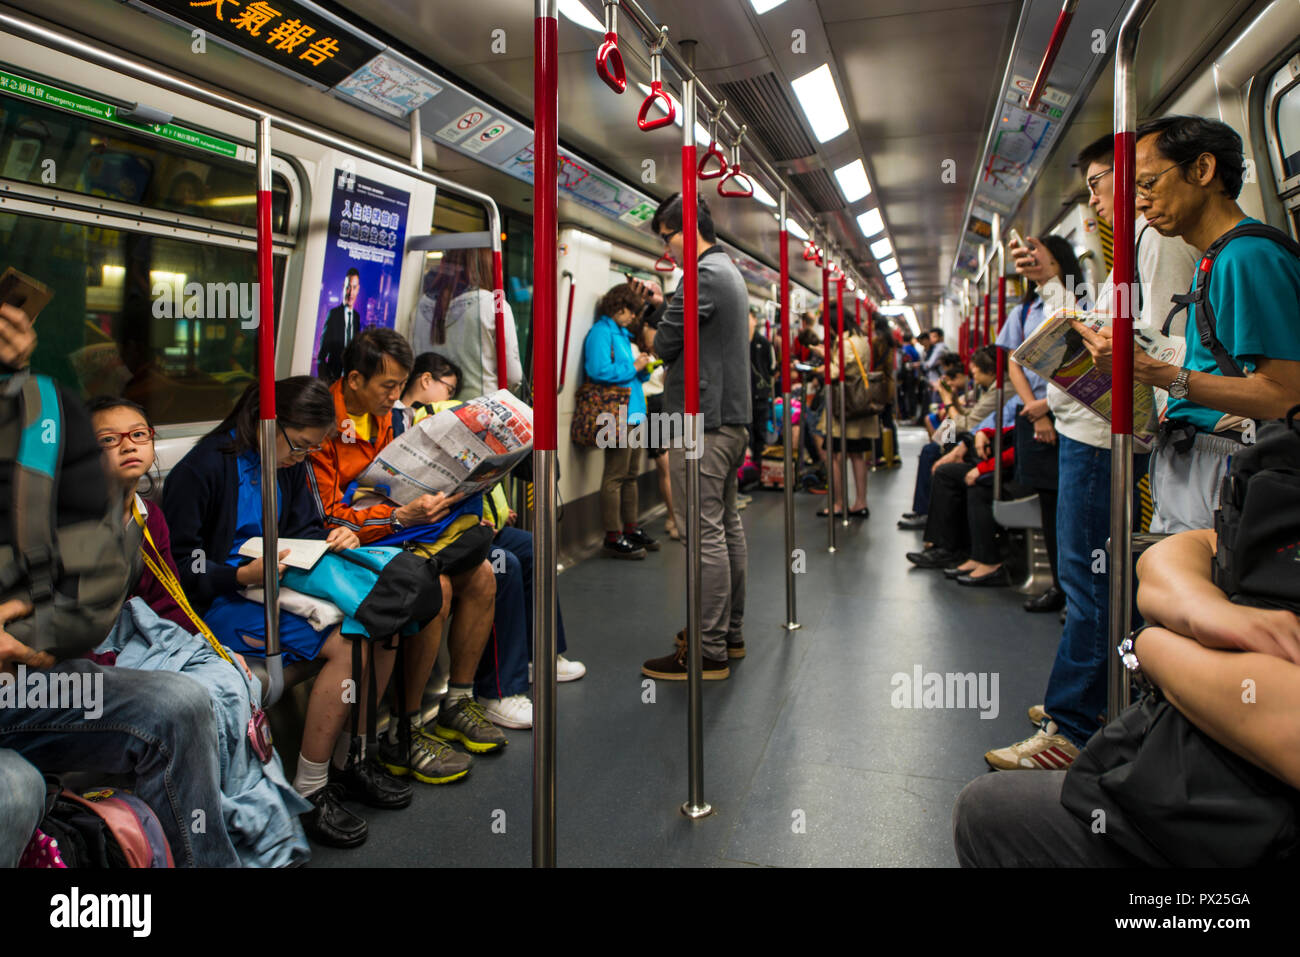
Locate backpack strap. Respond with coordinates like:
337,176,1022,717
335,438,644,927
1160,223,1300,378
12,374,62,634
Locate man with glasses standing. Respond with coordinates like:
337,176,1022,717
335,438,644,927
634,193,751,679
1075,115,1300,533
985,132,1197,775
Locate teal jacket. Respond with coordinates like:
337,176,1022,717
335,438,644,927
583,315,647,425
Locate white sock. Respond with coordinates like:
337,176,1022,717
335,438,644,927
446,683,473,706
293,755,330,798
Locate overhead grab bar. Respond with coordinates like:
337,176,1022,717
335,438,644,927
718,125,754,197
636,26,676,131
697,98,728,179
1026,0,1079,110
596,0,627,94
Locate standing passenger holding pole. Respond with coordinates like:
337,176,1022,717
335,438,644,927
635,193,751,678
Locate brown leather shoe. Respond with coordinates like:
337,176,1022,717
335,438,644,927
642,634,730,680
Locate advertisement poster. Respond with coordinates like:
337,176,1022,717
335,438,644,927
312,169,412,382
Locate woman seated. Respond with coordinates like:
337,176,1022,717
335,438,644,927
162,377,420,851
88,394,310,867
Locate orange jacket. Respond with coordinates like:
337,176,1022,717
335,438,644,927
306,379,399,543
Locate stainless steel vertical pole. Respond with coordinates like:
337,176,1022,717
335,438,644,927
409,108,423,170
254,115,283,705
822,246,836,552
531,0,559,867
836,270,849,527
679,40,711,820
1108,0,1158,722
779,190,800,631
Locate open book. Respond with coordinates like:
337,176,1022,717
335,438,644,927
1011,308,1158,449
237,537,331,570
356,390,533,506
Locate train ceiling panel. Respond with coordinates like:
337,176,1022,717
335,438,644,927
716,73,817,163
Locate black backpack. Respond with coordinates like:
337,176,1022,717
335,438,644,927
1161,222,1300,377
1212,403,1300,614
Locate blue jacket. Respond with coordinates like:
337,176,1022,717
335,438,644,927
584,315,647,425
163,432,327,612
98,598,311,868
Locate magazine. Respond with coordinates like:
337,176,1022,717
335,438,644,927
1011,308,1158,449
355,390,533,506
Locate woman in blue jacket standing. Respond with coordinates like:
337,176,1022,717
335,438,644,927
584,283,657,559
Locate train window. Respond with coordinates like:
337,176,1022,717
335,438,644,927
2,210,284,428
1266,56,1300,237
0,93,292,233
1275,76,1300,179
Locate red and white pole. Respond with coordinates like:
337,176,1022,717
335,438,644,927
531,0,559,868
779,191,798,632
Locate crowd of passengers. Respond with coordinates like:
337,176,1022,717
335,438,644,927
928,115,1300,864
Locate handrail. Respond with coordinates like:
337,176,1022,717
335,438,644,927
596,0,627,94
778,188,799,632
1108,0,1160,724
636,26,675,131
717,125,755,197
1026,0,1080,111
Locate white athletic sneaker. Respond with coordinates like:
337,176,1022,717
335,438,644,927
479,693,533,729
528,655,587,684
984,721,1079,771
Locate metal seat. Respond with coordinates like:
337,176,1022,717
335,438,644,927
992,493,1042,529
245,657,325,707
994,495,1051,594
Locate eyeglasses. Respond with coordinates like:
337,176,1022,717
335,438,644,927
1135,162,1187,199
437,376,459,398
278,423,323,455
658,228,680,246
1085,167,1113,197
96,427,154,449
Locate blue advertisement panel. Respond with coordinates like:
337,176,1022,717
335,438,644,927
312,170,411,382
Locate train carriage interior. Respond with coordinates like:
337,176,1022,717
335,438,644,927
1,0,1299,889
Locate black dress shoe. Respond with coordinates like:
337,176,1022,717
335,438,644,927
956,567,1011,587
623,527,660,551
331,756,414,810
302,784,368,848
602,535,646,559
1024,585,1065,613
944,565,974,580
897,516,927,530
901,511,922,520
906,547,966,569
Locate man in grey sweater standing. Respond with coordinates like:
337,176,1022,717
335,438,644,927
636,194,751,680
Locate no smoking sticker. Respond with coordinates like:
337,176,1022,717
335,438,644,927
436,109,491,143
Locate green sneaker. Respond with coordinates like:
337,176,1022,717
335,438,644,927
379,721,472,784
433,697,508,754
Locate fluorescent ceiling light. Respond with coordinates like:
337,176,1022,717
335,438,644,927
790,63,849,144
857,208,884,238
879,257,899,276
557,0,604,32
785,218,809,240
750,180,777,207
870,237,892,259
833,159,871,203
750,0,789,13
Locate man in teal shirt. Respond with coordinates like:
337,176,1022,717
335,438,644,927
1076,115,1300,531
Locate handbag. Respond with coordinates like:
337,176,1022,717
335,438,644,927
571,333,631,447
843,337,889,417
1060,686,1300,866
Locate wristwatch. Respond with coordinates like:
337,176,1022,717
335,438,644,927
390,516,405,533
1118,626,1155,693
1167,368,1191,399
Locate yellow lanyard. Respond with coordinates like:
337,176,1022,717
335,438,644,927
131,500,235,666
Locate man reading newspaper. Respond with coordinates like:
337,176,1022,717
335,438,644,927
309,330,526,775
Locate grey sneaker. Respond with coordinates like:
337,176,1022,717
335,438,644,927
379,721,472,784
433,697,508,754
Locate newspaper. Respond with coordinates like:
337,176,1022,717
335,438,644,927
1011,308,1158,449
356,390,533,505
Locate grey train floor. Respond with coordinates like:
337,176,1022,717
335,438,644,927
312,427,1062,867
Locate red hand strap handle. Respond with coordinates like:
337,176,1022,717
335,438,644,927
637,27,674,131
803,241,820,262
697,99,728,179
595,2,625,94
717,125,754,198
655,249,677,272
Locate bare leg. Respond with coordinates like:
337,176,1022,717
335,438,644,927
300,627,362,764
851,453,869,510
403,575,453,709
829,449,845,513
447,560,496,686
